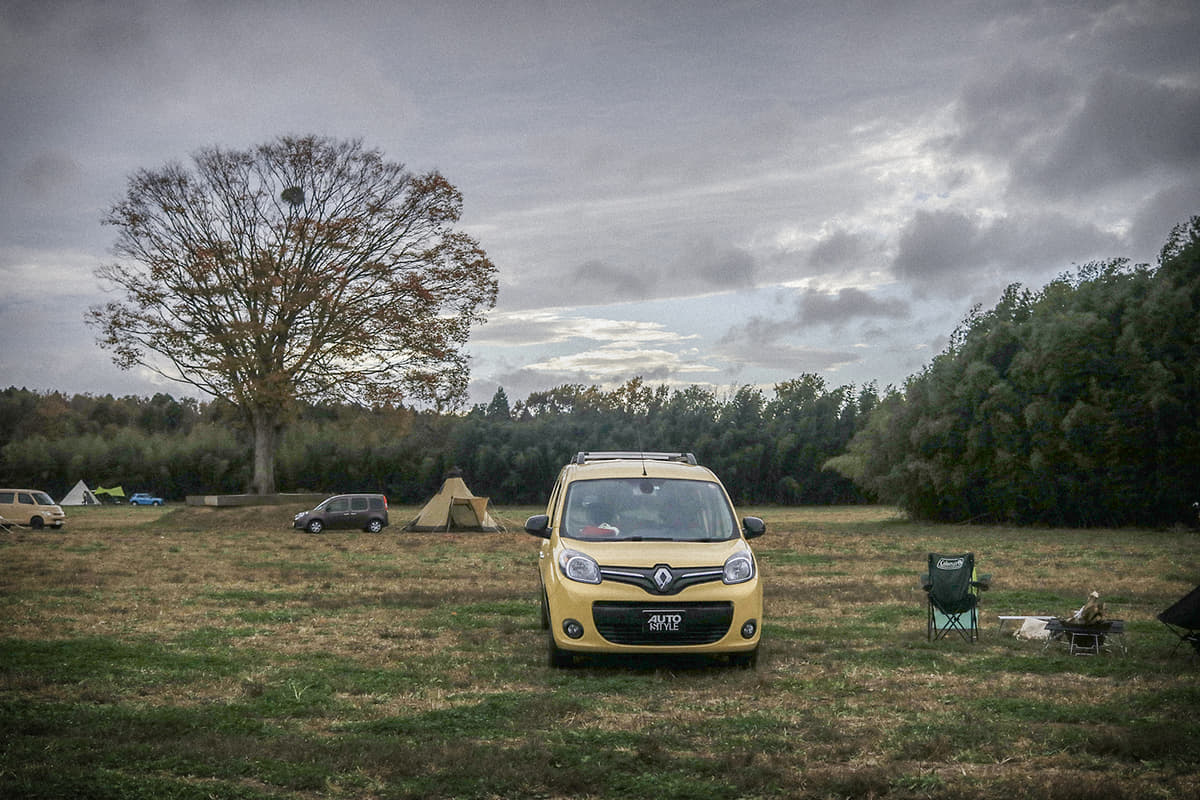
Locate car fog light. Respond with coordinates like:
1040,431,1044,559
563,619,585,639
741,620,757,639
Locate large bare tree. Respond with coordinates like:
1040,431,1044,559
89,135,498,494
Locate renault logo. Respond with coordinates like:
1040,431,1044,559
653,566,673,591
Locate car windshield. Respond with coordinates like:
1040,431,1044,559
562,478,737,542
32,492,53,505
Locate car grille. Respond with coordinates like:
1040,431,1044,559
592,601,734,646
599,564,724,595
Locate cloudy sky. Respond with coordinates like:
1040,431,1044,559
2,1,1198,408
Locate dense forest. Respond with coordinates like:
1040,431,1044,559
3,217,1197,527
830,217,1200,527
0,376,876,508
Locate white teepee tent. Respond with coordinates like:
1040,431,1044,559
60,480,101,506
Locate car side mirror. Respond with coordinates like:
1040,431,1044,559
742,516,765,539
524,514,551,539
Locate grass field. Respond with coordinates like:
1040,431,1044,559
2,504,1198,799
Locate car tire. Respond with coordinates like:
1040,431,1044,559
548,633,574,668
730,648,759,669
306,519,324,534
153,500,162,506
30,517,44,531
365,519,383,533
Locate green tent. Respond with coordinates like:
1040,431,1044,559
93,486,126,503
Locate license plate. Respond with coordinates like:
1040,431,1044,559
643,611,685,633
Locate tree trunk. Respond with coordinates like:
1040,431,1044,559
250,411,277,495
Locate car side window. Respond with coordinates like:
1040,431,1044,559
369,498,384,510
0,492,13,503
351,497,368,511
327,498,349,512
18,492,33,505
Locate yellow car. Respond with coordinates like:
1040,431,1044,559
525,452,765,668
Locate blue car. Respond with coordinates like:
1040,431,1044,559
130,492,164,506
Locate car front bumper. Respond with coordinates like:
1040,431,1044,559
545,573,762,655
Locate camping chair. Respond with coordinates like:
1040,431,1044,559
921,553,990,642
1158,584,1200,661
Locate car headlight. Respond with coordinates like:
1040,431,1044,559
558,548,601,584
723,549,755,584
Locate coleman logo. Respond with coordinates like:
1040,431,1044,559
936,557,965,570
653,566,674,591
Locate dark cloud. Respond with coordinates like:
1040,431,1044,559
718,287,908,343
892,210,981,285
534,240,758,310
1082,0,1200,78
937,0,1200,208
1129,184,1200,263
945,61,1078,162
672,239,756,288
807,228,877,269
717,313,791,350
796,287,909,327
714,285,908,374
18,152,83,198
892,209,1124,296
1015,71,1200,195
567,258,655,301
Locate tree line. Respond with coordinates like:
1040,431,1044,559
0,376,877,508
829,217,1200,527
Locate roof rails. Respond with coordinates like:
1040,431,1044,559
573,451,698,466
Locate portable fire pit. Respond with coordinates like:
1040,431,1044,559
1043,618,1127,656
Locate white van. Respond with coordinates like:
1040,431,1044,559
0,489,66,530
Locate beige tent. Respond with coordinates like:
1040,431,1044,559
405,474,501,532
